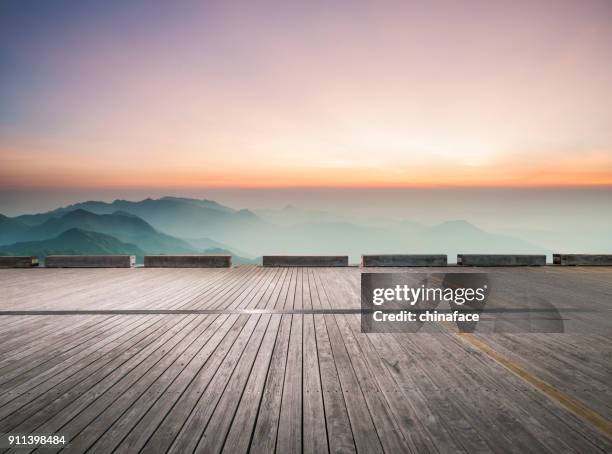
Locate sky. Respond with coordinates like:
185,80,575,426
1,0,611,194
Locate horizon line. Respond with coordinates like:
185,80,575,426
2,183,612,192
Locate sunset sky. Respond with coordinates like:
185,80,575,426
1,0,611,189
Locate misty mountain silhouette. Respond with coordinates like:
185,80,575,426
418,220,545,258
254,206,355,226
0,214,27,245
15,197,261,239
427,219,484,235
186,237,253,259
0,228,144,259
5,209,196,254
2,197,548,263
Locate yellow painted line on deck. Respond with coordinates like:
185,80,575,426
446,325,612,439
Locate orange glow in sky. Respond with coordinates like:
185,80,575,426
1,0,611,189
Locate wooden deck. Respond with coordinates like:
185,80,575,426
0,266,611,453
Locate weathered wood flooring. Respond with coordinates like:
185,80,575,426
0,266,610,453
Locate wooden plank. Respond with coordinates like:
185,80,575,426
0,315,115,362
144,255,232,268
312,313,357,454
0,256,38,268
4,315,194,436
302,270,328,454
247,269,294,453
106,269,281,452
140,313,255,453
137,273,282,452
457,254,546,266
121,314,247,453
192,266,263,310
302,313,330,454
45,255,135,268
0,315,183,431
472,334,611,420
417,331,607,452
276,313,303,452
275,268,303,452
263,255,349,267
0,266,611,453
397,332,522,453
554,254,612,266
220,272,290,453
110,314,234,453
248,314,292,454
362,254,447,267
196,314,281,453
79,315,228,453
191,271,286,452
167,314,267,453
317,268,472,453
0,315,142,391
308,268,356,454
31,315,207,453
344,315,457,453
318,268,455,452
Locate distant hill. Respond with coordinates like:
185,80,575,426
0,214,27,245
2,209,196,254
0,228,144,260
186,237,253,259
2,204,265,263
254,205,356,226
419,220,547,261
14,197,262,239
205,218,548,263
158,197,234,213
3,197,549,263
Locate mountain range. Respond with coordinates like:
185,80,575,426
14,197,260,239
0,228,144,259
7,209,194,253
0,196,549,263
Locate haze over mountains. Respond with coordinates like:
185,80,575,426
0,198,258,263
0,228,144,259
8,209,193,253
0,196,557,264
14,197,259,239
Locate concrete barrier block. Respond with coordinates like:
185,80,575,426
45,255,135,268
263,255,348,267
361,254,447,267
144,255,232,268
553,254,612,266
457,254,546,266
0,256,39,268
